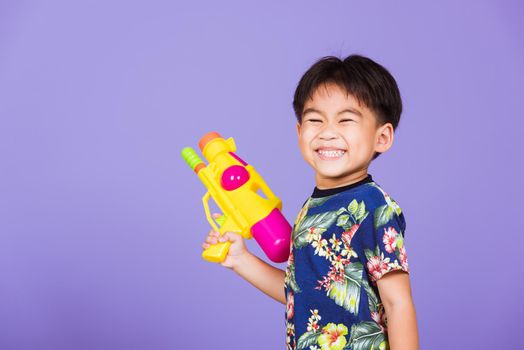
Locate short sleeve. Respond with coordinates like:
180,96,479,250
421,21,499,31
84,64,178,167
363,205,410,283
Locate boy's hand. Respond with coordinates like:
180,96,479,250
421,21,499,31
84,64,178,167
202,213,249,270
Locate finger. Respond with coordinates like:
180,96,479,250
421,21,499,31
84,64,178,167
202,243,209,249
219,232,240,243
206,236,218,244
212,213,222,218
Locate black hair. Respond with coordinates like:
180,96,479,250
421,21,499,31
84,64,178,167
292,54,402,160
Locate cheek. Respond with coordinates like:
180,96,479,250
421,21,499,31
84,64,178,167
346,128,371,147
298,138,311,157
298,129,315,150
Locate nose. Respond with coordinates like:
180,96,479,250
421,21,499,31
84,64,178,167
318,121,339,140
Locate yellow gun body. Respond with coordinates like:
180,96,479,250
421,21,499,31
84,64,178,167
183,132,289,263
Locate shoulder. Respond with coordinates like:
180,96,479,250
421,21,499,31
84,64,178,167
336,182,401,212
339,182,406,232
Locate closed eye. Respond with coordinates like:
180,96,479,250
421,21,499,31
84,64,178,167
306,119,322,123
340,119,354,123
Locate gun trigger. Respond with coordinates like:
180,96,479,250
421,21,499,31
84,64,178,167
215,215,226,227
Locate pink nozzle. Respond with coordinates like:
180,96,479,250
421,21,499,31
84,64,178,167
251,208,292,263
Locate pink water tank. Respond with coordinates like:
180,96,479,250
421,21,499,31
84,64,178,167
251,208,291,263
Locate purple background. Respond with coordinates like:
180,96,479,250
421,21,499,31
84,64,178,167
1,1,523,349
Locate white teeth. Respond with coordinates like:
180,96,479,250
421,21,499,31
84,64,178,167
317,150,346,158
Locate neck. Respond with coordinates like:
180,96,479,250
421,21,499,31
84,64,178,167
315,168,369,190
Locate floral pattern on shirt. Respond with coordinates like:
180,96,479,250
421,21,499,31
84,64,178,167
284,182,410,350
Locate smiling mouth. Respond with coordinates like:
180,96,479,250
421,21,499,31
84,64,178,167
316,149,347,160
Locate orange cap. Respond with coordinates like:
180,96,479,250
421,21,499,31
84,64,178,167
198,131,222,151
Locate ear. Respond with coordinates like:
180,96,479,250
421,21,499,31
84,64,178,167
296,122,301,137
374,123,394,154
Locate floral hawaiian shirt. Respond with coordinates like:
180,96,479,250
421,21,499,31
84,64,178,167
284,174,410,350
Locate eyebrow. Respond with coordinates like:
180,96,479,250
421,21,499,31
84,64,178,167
302,107,363,118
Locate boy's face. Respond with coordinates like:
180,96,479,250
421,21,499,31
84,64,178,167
296,83,394,189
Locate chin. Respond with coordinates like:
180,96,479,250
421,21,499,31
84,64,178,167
317,168,350,180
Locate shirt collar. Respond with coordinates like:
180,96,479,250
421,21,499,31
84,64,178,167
311,174,373,198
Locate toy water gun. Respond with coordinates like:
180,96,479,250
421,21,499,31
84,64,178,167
181,132,291,263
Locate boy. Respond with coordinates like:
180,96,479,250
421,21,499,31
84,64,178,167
203,55,419,350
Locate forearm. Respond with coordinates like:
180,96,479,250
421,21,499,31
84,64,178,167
385,301,419,350
232,252,286,304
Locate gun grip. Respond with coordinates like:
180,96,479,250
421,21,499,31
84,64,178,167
202,241,231,263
